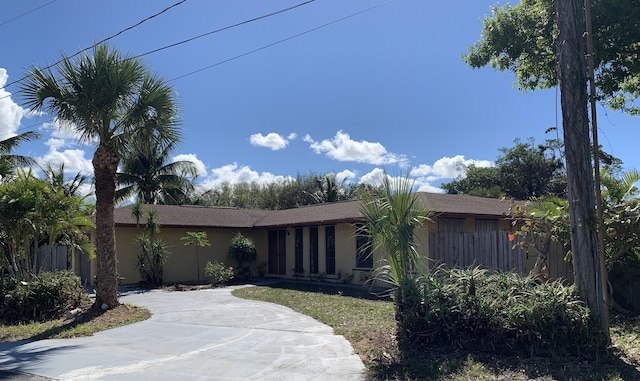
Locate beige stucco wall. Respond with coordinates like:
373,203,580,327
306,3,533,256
108,215,514,286
114,226,268,285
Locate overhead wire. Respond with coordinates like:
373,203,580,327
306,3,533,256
1,0,188,91
0,0,58,28
168,1,391,82
2,0,389,140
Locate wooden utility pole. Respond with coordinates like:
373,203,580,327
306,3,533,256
556,0,609,337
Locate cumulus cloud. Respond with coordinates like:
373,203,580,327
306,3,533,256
0,68,27,140
199,163,293,189
36,138,93,175
173,153,207,176
249,132,296,151
411,155,493,181
304,130,407,165
335,169,356,184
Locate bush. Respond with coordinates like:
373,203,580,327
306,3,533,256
398,267,607,357
204,261,234,287
0,271,88,323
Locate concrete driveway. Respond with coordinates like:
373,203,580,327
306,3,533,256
0,286,365,380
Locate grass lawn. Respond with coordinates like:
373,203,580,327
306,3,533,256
232,282,640,381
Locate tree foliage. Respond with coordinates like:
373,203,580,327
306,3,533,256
442,138,565,199
0,131,40,178
465,0,640,114
20,44,180,308
193,172,361,210
117,139,198,205
0,169,94,279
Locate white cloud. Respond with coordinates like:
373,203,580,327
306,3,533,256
0,68,27,140
411,155,493,180
173,153,207,176
249,132,295,151
199,163,293,189
39,119,92,144
305,130,407,165
36,138,93,175
336,169,356,183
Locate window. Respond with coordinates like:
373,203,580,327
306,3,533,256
476,219,498,231
325,226,335,275
294,228,304,273
356,225,373,268
309,227,318,274
439,218,465,233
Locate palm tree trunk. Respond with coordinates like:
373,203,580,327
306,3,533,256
93,142,120,309
556,0,608,337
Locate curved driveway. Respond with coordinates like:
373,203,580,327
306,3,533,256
0,286,365,380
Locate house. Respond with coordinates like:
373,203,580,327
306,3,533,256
88,193,529,286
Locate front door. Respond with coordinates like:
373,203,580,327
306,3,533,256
268,230,287,275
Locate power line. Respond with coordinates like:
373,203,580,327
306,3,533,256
168,1,391,83
129,0,315,61
0,0,58,28
1,0,188,92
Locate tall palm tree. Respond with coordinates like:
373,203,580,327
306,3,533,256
20,44,179,308
116,139,198,205
0,131,40,178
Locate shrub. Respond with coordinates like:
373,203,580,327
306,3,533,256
227,232,257,278
0,271,88,323
204,261,234,287
399,267,607,357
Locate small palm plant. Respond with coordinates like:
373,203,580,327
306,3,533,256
358,170,431,329
181,231,211,283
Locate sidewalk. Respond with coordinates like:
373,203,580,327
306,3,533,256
0,286,365,380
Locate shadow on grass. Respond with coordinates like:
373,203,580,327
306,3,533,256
262,280,391,301
368,337,640,381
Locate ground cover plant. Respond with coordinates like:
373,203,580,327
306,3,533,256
232,280,640,380
0,271,151,341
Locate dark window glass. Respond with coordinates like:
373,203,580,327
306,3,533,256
325,226,335,275
295,228,304,273
310,227,318,274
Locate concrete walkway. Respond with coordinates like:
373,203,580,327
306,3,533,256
0,286,365,380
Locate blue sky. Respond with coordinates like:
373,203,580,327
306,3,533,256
1,0,639,195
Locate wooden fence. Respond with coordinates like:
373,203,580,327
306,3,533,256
428,231,573,282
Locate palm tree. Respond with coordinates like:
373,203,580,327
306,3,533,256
358,170,431,331
41,163,91,199
0,131,40,178
116,139,198,205
20,44,179,308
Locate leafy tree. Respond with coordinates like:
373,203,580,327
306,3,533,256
181,231,210,283
227,232,257,278
465,0,640,114
0,169,94,278
41,163,91,199
21,44,180,308
442,138,565,199
116,139,198,205
0,131,40,178
466,0,609,332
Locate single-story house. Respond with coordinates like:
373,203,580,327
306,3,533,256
83,193,534,286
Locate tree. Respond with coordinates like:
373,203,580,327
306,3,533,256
116,139,198,205
0,169,94,278
21,44,180,308
465,0,640,114
226,232,257,278
465,0,609,334
135,208,169,286
358,170,431,332
556,0,607,336
441,138,565,199
0,131,40,178
181,231,210,283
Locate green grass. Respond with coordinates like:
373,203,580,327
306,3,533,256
232,282,640,381
0,303,151,342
